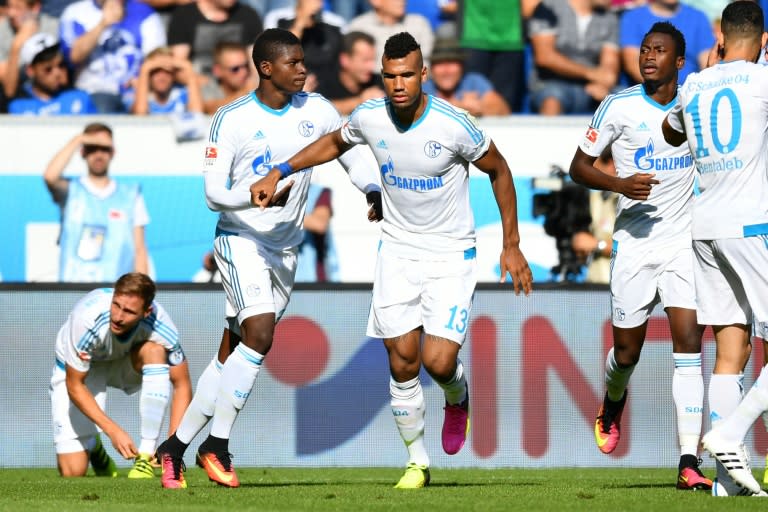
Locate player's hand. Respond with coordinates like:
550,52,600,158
500,245,533,295
365,190,383,222
106,427,137,459
250,168,282,209
616,173,659,200
101,0,124,25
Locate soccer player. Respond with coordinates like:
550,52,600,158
569,22,711,490
661,0,768,496
154,28,382,489
251,31,533,488
50,272,191,479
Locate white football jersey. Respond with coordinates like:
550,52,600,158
342,95,491,257
54,288,182,373
204,92,345,249
580,84,695,247
667,60,768,239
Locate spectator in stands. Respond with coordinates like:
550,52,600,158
8,32,98,114
528,0,620,115
423,36,510,117
202,41,256,114
325,0,369,22
43,122,150,282
407,0,455,32
620,0,714,85
59,0,167,113
347,0,434,65
127,46,203,114
0,0,59,101
458,0,535,113
315,30,384,115
264,0,345,90
167,0,263,79
240,0,292,18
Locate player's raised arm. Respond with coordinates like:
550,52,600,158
472,141,533,295
250,129,353,208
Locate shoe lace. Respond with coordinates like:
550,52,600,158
597,410,614,435
216,452,234,472
164,454,186,480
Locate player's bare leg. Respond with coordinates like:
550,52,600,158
385,329,430,489
422,334,469,456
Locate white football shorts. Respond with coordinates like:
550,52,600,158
610,241,696,328
50,358,141,454
366,246,477,344
693,237,768,338
213,233,297,325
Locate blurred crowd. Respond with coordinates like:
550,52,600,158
1,0,758,122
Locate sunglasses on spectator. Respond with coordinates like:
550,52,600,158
83,144,114,155
227,63,249,73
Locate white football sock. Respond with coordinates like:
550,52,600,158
438,359,468,405
138,364,171,455
605,347,635,402
708,373,744,482
718,365,768,443
210,344,263,440
175,357,223,445
672,353,704,457
391,377,429,467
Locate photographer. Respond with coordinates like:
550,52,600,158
127,47,202,116
570,151,617,284
532,166,592,282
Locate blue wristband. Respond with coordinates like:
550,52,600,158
276,162,294,178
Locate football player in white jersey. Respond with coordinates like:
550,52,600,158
50,272,191,479
154,28,382,489
251,31,532,489
569,22,711,490
662,1,768,496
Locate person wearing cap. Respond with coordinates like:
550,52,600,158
43,122,151,282
8,32,98,115
422,37,510,117
0,0,59,102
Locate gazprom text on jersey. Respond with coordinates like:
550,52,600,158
385,174,444,191
685,74,750,92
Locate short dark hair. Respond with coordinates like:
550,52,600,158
383,32,421,60
83,122,113,137
252,28,302,69
721,0,764,40
342,31,375,55
644,22,686,59
114,272,156,309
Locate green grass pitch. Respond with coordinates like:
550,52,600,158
0,467,764,511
